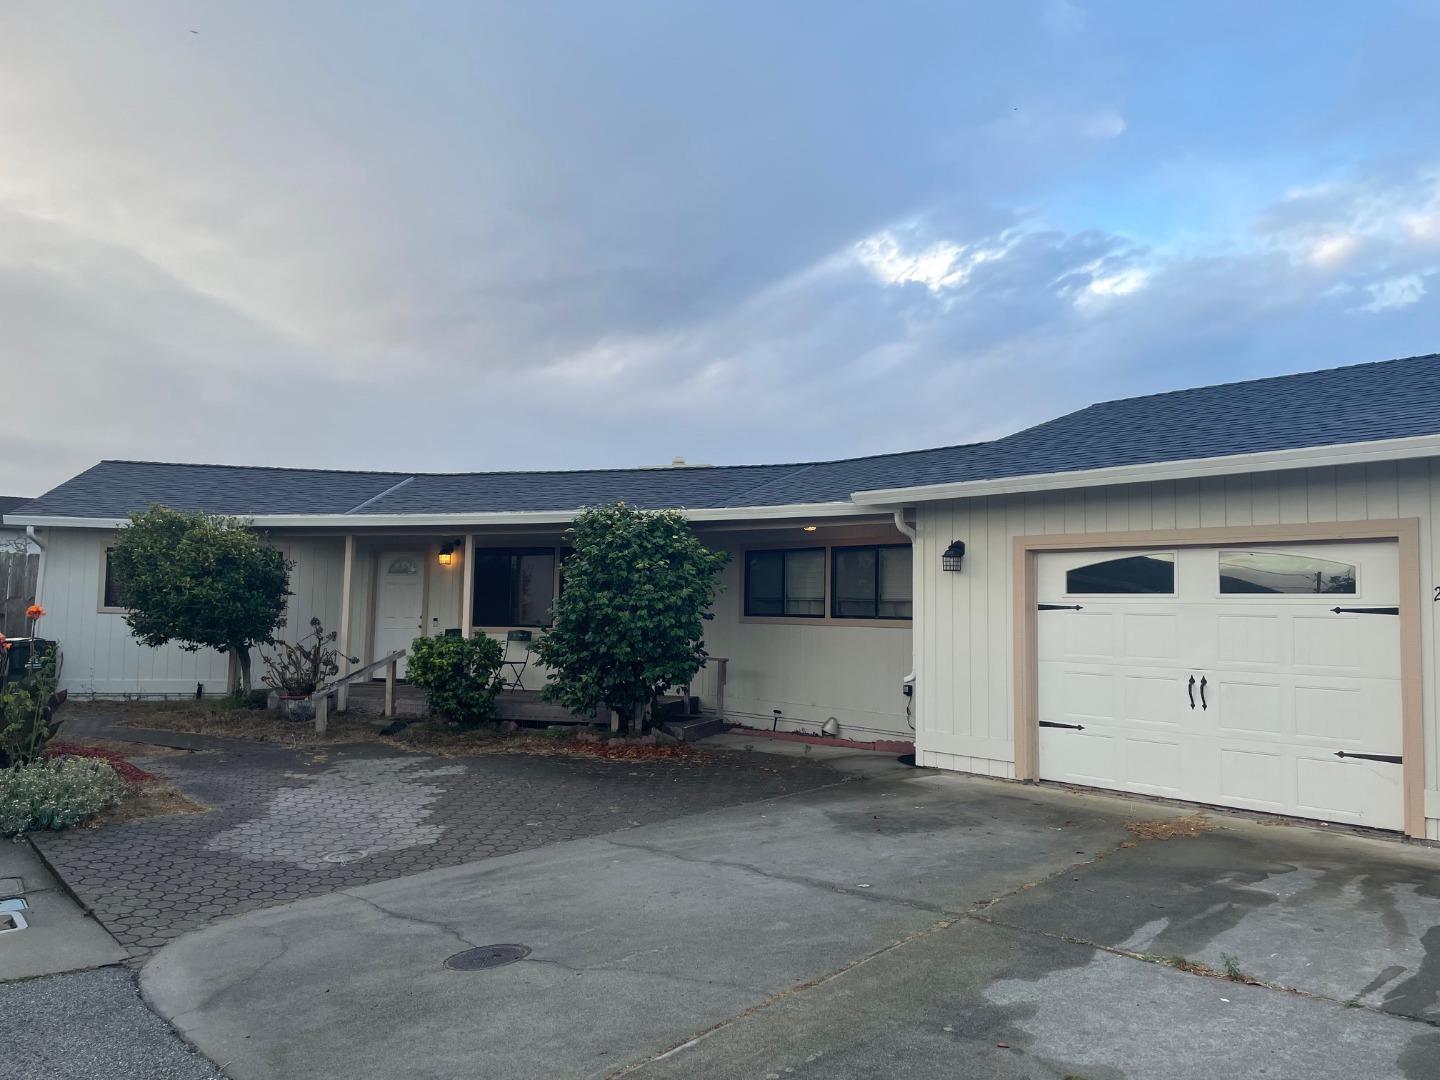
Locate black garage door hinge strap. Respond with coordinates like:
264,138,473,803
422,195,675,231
1039,720,1085,730
1334,751,1402,764
1038,603,1084,611
1330,606,1399,615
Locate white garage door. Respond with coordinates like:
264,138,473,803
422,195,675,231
1037,541,1403,830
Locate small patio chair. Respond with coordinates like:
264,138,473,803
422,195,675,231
499,631,531,691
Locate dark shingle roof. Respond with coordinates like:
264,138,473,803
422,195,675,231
0,495,32,522
13,353,1440,520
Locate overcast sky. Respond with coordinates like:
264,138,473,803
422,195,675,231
4,2,1439,494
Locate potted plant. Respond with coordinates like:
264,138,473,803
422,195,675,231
261,618,357,721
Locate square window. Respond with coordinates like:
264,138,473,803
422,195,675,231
831,545,912,620
472,549,557,627
744,548,825,617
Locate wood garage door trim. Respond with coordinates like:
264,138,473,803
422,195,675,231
1012,518,1424,837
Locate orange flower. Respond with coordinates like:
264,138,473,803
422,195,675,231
25,603,45,621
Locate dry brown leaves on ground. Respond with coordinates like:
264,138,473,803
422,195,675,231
1124,813,1215,841
71,701,710,765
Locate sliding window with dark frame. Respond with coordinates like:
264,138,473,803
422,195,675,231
471,548,557,627
831,544,912,620
744,548,825,617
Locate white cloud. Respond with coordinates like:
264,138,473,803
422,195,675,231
1080,110,1128,140
1360,274,1427,313
853,231,1011,293
1308,233,1358,267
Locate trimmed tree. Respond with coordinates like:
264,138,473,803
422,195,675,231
108,506,292,693
532,503,728,733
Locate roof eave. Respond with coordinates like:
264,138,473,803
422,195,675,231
850,431,1440,505
6,500,865,530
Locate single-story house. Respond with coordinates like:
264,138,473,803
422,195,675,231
11,353,1440,839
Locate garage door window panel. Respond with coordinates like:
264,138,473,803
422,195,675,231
1065,553,1175,595
1218,551,1357,595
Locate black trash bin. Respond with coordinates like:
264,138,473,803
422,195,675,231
0,637,56,689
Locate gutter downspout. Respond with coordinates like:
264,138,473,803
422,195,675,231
891,508,918,734
891,507,916,542
26,526,46,611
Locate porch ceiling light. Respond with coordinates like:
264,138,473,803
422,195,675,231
942,540,966,572
802,525,818,532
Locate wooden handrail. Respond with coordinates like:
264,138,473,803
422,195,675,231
311,649,406,734
311,650,407,699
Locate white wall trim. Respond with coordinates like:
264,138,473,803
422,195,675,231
851,432,1440,505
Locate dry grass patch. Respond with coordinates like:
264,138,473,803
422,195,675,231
70,701,709,764
88,782,207,827
81,699,385,748
1124,813,1215,841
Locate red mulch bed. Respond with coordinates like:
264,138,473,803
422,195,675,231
577,741,710,763
44,741,157,786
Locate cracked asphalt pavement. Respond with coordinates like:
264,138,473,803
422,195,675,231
141,770,1440,1080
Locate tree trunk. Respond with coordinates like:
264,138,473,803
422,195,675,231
234,647,253,693
629,700,646,736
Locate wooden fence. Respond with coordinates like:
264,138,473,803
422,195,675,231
0,550,39,636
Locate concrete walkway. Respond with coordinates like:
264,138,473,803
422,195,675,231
141,772,1440,1080
0,839,127,981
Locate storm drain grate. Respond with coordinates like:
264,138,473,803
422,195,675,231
445,944,531,971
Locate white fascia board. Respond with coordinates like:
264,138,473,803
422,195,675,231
4,515,127,529
849,432,1440,506
10,501,862,531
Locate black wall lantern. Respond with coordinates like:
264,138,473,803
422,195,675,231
942,540,966,572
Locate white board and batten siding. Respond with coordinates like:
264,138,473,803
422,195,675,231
39,528,347,697
682,544,915,742
911,461,1440,841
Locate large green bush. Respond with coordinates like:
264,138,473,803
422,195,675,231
0,757,128,835
406,635,506,725
531,503,728,732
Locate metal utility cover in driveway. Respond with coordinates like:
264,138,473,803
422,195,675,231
444,944,531,970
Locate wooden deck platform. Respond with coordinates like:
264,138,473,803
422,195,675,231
343,682,589,724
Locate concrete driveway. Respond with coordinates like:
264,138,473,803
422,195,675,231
141,767,1440,1080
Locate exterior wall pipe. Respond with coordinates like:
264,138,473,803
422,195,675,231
26,525,46,612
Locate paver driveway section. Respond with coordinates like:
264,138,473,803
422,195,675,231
31,719,844,953
142,772,1440,1080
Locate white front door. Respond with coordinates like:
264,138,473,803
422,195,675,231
1037,541,1402,830
373,552,425,678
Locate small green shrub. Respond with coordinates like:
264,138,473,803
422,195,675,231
0,757,128,835
406,635,506,725
228,689,272,710
0,650,61,768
